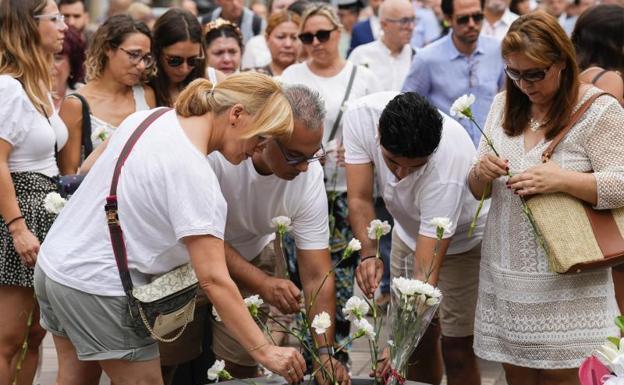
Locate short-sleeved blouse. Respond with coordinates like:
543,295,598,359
473,87,624,368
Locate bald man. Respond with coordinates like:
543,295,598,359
349,0,415,91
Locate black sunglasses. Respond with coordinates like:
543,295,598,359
504,65,552,83
455,12,484,25
164,54,205,68
298,27,337,45
275,140,326,165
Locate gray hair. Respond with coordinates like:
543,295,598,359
283,84,326,132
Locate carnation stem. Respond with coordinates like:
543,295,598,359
468,182,490,238
12,293,35,385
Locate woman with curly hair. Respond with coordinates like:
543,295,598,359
0,0,67,383
52,25,86,110
57,14,156,175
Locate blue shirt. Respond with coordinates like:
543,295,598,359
411,7,442,49
402,33,505,146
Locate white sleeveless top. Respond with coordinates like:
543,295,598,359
89,85,150,148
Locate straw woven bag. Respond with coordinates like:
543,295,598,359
526,92,624,274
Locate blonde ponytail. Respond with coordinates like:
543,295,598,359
175,72,293,139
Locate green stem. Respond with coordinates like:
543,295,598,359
468,182,491,238
12,293,35,385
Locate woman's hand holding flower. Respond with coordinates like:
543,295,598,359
474,153,509,183
508,161,568,196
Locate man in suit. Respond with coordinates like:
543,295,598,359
349,0,384,53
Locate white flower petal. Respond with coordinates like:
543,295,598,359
311,312,332,335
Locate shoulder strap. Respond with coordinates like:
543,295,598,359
541,92,609,162
328,65,358,142
69,93,93,157
252,14,262,36
105,108,171,295
591,69,609,85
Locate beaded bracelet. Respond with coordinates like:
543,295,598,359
317,345,335,356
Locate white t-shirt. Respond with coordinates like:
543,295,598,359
343,91,488,254
241,35,271,70
38,109,227,296
280,61,383,192
0,75,66,177
349,40,414,92
208,153,329,260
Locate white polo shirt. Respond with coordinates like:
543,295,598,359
480,9,519,41
208,153,329,260
343,91,488,254
349,40,414,92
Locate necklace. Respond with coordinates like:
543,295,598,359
529,118,542,132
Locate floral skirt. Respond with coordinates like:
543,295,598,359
1,172,57,287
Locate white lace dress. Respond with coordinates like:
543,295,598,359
473,87,624,369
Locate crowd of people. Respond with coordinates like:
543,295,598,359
0,0,623,384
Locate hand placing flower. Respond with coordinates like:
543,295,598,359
44,192,67,215
207,360,233,382
311,311,331,335
342,296,370,321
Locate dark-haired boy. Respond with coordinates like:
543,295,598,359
344,92,486,385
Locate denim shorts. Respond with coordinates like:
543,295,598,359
34,265,159,361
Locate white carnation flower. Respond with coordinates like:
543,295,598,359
354,318,376,340
431,217,452,232
244,295,264,317
311,311,332,335
367,219,392,240
90,126,109,144
207,360,226,381
347,238,362,252
271,216,293,233
450,94,476,120
342,296,370,321
426,297,440,306
44,192,67,214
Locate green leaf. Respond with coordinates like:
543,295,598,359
608,336,621,348
616,315,624,332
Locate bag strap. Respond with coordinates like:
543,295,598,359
69,93,94,157
328,65,358,142
541,92,609,162
105,108,171,295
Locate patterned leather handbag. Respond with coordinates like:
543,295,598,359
526,92,624,274
105,108,198,342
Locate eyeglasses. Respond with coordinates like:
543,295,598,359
504,65,552,83
33,13,66,27
119,47,155,67
455,12,484,25
298,27,337,45
383,16,417,26
164,54,205,68
275,140,326,165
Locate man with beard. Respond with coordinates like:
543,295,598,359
402,0,505,146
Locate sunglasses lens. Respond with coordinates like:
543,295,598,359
299,33,314,44
505,68,521,81
472,13,484,22
167,56,184,67
524,71,546,82
456,15,469,24
316,30,331,43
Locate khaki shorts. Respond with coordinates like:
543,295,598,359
390,228,480,338
211,242,276,366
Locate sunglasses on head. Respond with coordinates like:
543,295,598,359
504,65,551,83
455,12,484,25
298,27,337,45
164,54,205,68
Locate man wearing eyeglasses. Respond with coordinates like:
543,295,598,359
206,85,350,385
349,0,416,92
402,0,505,147
344,91,487,385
